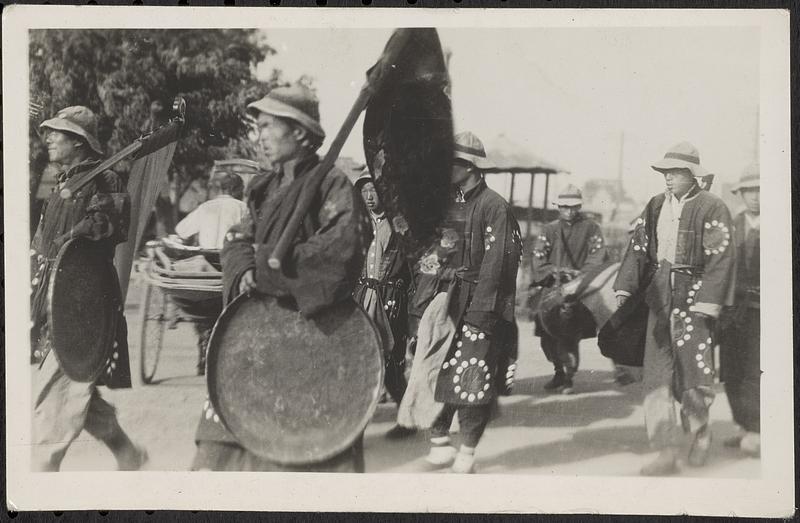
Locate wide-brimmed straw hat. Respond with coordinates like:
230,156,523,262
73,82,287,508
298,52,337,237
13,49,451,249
40,105,103,156
552,184,583,206
453,131,493,170
731,162,760,193
247,84,325,140
651,141,709,178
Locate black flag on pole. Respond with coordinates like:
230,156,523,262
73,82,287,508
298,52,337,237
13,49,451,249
363,28,454,252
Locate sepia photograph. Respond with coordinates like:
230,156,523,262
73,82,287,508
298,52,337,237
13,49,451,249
3,6,793,516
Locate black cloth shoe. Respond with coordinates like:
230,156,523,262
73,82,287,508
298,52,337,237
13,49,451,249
385,424,417,440
723,434,743,449
543,372,567,391
561,376,575,395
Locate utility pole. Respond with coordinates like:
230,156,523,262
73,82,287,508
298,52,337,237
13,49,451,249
612,130,624,223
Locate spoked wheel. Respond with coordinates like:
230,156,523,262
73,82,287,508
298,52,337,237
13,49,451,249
139,282,167,384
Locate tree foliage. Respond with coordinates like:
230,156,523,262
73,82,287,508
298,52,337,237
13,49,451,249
29,29,280,196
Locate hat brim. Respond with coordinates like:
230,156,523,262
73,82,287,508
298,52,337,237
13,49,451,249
651,157,708,178
247,97,325,140
553,197,583,207
731,180,760,193
354,172,373,189
40,117,103,156
454,150,493,170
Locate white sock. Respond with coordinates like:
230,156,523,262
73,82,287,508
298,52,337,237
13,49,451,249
431,436,451,446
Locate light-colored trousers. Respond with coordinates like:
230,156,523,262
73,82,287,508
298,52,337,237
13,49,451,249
32,354,121,471
642,310,715,450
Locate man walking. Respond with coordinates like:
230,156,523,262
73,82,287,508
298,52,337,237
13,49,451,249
720,163,761,457
353,170,415,439
30,106,147,471
423,131,522,473
191,85,371,472
614,142,735,476
531,185,606,394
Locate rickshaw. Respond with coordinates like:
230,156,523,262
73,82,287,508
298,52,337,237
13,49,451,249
137,158,263,384
137,236,223,384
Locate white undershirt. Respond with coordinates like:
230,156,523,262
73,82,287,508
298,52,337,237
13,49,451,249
656,190,696,264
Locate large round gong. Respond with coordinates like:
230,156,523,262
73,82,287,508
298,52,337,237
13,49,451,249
48,238,120,382
207,293,384,465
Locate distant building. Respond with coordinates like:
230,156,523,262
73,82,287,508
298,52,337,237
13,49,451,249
582,178,639,226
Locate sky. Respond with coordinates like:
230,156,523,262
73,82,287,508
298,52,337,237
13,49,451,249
255,26,759,206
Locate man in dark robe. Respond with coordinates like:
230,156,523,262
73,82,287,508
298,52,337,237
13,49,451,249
191,85,371,472
31,106,146,471
720,163,760,457
614,142,735,476
422,131,522,474
531,184,607,394
352,171,416,439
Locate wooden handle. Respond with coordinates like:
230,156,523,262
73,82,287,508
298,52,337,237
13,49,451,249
267,85,374,270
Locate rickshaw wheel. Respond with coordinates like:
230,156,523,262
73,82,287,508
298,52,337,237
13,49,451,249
139,282,166,384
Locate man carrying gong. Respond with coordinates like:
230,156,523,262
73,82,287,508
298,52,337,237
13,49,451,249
191,85,372,472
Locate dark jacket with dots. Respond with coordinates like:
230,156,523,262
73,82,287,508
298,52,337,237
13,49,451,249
432,180,522,406
531,214,606,285
613,187,735,395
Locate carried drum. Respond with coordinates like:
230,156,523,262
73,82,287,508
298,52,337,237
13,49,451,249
47,238,121,382
206,294,384,465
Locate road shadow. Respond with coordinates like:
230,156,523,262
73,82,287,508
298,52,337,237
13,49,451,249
492,368,641,430
512,369,639,396
145,374,205,387
479,425,651,473
478,418,756,476
491,390,640,430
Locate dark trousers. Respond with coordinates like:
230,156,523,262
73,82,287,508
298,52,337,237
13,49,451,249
431,403,492,448
195,320,214,367
721,307,761,433
384,338,408,405
540,332,580,377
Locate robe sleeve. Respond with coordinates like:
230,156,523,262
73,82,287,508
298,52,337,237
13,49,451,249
220,204,256,304
271,171,371,317
59,170,130,247
691,201,736,318
613,203,654,297
530,223,556,284
583,221,607,269
464,200,520,331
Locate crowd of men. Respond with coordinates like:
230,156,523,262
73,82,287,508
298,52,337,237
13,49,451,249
30,84,761,476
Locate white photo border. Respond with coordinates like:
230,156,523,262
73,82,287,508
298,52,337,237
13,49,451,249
3,6,793,516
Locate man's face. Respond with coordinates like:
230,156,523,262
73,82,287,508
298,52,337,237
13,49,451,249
451,162,473,185
663,169,696,199
739,187,760,215
256,113,303,165
558,204,581,222
360,181,382,213
45,130,83,166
